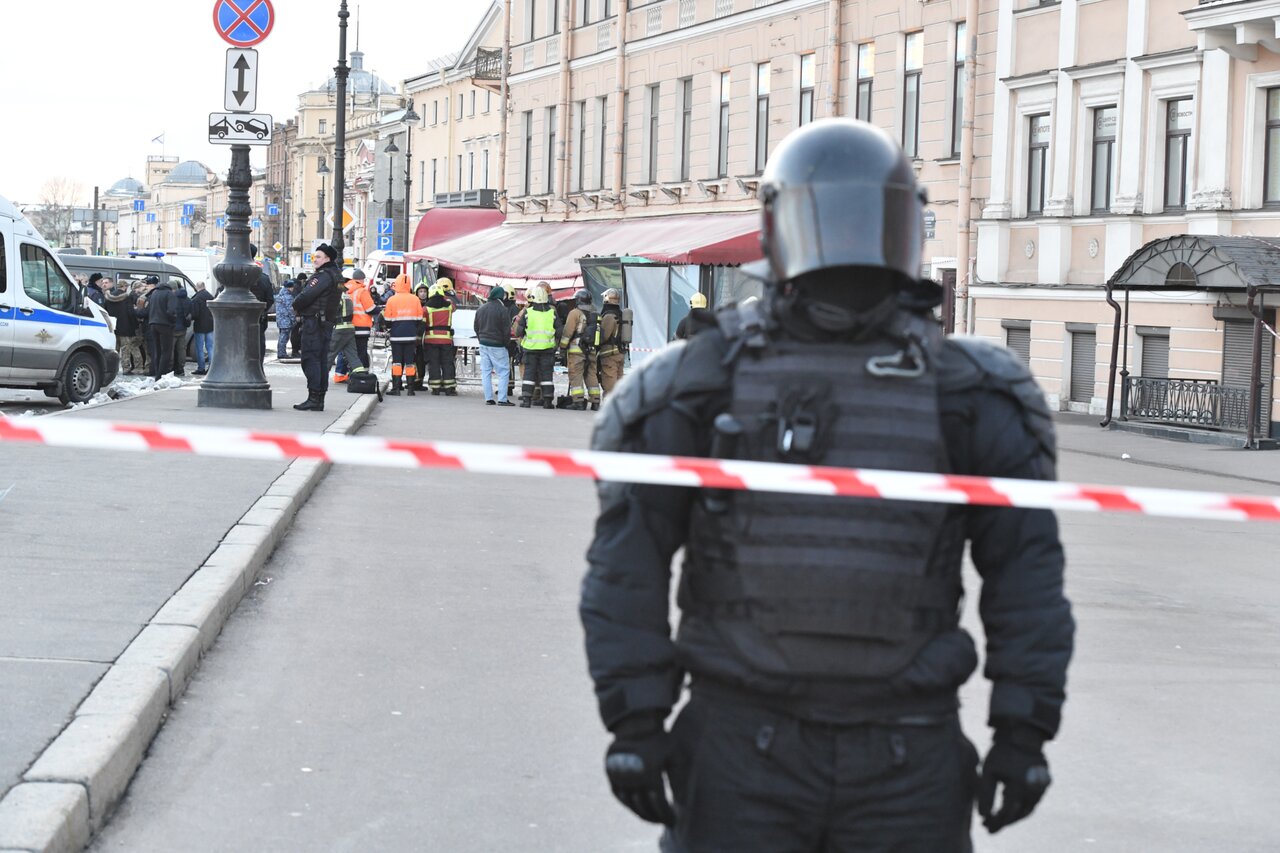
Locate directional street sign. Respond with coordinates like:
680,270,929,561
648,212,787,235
132,200,145,212
377,235,393,251
251,218,262,229
146,213,156,223
181,216,191,226
224,49,259,112
216,216,227,228
208,112,273,146
213,0,274,48
182,204,195,217
267,204,280,216
377,218,393,236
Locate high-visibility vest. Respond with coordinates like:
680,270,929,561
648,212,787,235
333,292,354,331
385,293,423,343
424,304,454,345
352,287,374,330
522,306,557,351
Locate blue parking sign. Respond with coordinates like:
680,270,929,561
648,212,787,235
133,200,145,212
303,252,312,265
377,235,392,251
267,204,280,216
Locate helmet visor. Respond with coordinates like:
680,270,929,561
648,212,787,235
765,182,923,284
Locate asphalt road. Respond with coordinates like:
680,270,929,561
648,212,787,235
90,400,1280,851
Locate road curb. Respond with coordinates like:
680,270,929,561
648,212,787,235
0,393,379,852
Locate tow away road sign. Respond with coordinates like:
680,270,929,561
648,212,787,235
213,0,274,48
209,112,273,146
224,49,259,112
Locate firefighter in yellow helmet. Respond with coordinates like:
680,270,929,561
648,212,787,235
597,288,626,401
423,282,458,395
675,291,712,340
516,281,560,408
559,289,603,410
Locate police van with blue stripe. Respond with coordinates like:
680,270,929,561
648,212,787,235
1,195,119,404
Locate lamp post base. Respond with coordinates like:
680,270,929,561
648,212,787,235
197,288,272,410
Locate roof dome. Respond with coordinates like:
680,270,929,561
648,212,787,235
324,51,396,96
106,177,145,196
165,161,212,185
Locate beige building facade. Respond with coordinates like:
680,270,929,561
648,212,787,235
972,0,1280,442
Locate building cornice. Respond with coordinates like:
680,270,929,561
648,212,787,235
1132,47,1200,70
1061,59,1125,80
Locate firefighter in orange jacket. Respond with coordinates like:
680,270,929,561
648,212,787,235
384,274,424,396
351,269,377,370
423,280,458,396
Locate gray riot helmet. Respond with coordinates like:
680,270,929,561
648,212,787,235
759,118,925,287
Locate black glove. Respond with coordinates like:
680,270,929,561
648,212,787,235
977,725,1052,833
604,715,675,826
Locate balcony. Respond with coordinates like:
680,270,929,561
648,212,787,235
1122,376,1253,432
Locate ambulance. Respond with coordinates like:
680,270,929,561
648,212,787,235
1,195,119,404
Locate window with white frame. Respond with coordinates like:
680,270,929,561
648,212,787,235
577,100,588,192
755,62,771,173
680,78,693,181
432,100,439,125
483,149,490,188
1091,105,1117,213
647,84,660,183
470,91,476,116
457,154,464,191
1027,113,1050,216
597,95,608,190
522,111,533,195
419,160,426,203
951,23,966,157
1264,88,1280,205
903,33,923,158
546,105,558,192
550,0,560,34
1164,99,1192,210
718,71,731,178
856,43,874,123
431,158,438,198
319,119,327,135
525,0,536,41
799,55,815,126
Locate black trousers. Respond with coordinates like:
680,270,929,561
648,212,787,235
290,325,302,357
390,340,417,379
520,349,555,399
355,332,370,368
148,325,173,379
425,344,456,390
300,317,333,393
258,321,268,365
659,693,977,853
171,329,186,376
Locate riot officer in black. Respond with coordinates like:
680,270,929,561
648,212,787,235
580,118,1074,851
291,243,344,411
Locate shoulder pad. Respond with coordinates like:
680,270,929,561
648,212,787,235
941,337,1057,463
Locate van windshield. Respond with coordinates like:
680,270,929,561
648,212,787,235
20,243,75,312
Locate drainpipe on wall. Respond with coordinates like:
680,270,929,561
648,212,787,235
954,0,979,334
825,0,841,117
612,7,628,211
558,0,574,213
499,0,512,213
1247,288,1265,449
1101,281,1123,428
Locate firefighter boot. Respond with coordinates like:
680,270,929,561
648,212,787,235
388,376,402,396
407,380,416,397
519,396,532,408
543,397,556,410
590,400,600,411
572,400,587,411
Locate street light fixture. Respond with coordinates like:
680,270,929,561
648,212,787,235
400,102,421,254
385,136,399,223
317,161,331,241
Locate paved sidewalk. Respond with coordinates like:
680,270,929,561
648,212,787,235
0,367,375,851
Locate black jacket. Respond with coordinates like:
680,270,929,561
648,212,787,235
251,270,275,328
146,283,177,327
474,298,512,348
191,290,215,333
172,288,193,332
104,289,138,336
292,261,343,321
581,297,1073,739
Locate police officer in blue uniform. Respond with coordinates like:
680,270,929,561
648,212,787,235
580,118,1074,852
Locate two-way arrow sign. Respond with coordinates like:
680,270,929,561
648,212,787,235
224,48,259,112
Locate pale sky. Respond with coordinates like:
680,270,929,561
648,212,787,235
1,0,493,205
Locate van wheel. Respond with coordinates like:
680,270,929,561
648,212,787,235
59,352,102,406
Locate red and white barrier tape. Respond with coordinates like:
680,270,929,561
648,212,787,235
2,414,1279,522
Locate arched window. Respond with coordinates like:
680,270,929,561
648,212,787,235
1165,262,1197,287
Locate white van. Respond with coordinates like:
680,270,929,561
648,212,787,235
150,248,220,295
1,195,120,403
360,250,407,287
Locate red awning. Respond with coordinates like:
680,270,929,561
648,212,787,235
411,207,506,252
406,212,760,289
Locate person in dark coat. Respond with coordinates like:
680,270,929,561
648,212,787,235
249,245,275,364
170,282,193,377
85,273,107,308
190,282,215,374
104,280,142,374
144,277,176,379
290,244,344,411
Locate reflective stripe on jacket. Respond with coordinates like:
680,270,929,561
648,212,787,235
522,305,557,351
385,293,424,343
352,286,375,330
334,292,355,331
424,304,454,345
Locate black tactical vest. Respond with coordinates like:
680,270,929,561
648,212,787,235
680,306,962,681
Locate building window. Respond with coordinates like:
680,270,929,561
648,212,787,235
647,84,660,184
457,154,463,190
718,71,731,178
799,54,815,126
432,100,439,125
419,160,426,203
1091,105,1117,213
485,91,492,113
1265,89,1280,205
551,0,560,33
1003,320,1031,366
597,95,608,190
523,110,533,196
547,105,558,193
1164,99,1192,210
525,0,536,41
577,100,588,192
483,149,490,188
621,91,629,184
458,94,465,121
856,43,874,123
951,23,965,157
1139,327,1170,379
580,0,592,26
431,158,438,198
604,0,612,17
468,152,475,190
470,91,476,116
1027,114,1050,216
680,78,693,181
319,119,327,135
755,62,771,173
902,32,923,158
